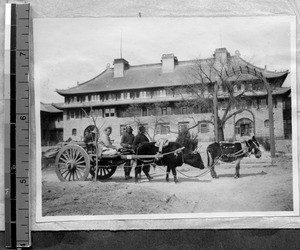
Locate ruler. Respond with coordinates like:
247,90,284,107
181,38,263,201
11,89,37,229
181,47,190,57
4,3,31,249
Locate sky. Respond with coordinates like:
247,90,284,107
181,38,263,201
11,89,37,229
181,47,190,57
33,16,295,103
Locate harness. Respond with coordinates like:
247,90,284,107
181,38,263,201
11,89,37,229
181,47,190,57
136,146,213,179
135,147,185,169
219,141,250,160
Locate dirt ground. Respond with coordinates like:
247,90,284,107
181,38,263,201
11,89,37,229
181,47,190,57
41,153,294,216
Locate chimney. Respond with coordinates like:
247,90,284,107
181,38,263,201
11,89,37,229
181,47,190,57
113,58,129,78
213,48,230,65
161,53,178,73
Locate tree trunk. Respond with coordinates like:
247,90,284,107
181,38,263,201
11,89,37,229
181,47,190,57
263,78,276,158
213,83,219,142
218,126,225,142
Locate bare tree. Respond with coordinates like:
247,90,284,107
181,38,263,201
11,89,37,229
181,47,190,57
81,106,106,181
182,55,258,142
124,102,172,141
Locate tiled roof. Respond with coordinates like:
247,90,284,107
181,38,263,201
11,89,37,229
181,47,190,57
56,54,288,96
40,102,63,113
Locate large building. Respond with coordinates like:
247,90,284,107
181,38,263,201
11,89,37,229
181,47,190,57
53,48,291,144
40,102,63,146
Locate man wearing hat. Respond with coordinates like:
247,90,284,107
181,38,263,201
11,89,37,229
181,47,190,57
120,125,135,180
132,125,149,152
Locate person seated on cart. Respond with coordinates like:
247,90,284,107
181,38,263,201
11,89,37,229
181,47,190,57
120,125,135,180
97,126,118,157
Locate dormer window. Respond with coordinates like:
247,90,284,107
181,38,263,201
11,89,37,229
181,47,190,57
140,91,147,98
121,92,130,100
159,90,166,97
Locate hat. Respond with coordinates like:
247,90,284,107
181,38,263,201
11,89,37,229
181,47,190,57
139,125,145,132
126,125,133,130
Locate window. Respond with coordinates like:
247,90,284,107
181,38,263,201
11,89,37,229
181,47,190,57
108,93,116,100
72,128,77,136
261,98,267,108
198,123,209,133
161,107,167,115
94,108,103,117
70,110,75,119
157,123,170,135
75,110,80,118
140,91,147,98
56,114,62,122
141,107,148,116
235,118,254,136
256,99,261,109
121,92,130,100
160,90,166,97
264,120,269,128
178,122,189,133
246,99,252,109
219,101,227,110
105,108,115,117
252,99,257,108
154,89,166,97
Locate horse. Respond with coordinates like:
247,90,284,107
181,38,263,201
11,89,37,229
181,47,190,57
206,136,262,179
135,141,205,183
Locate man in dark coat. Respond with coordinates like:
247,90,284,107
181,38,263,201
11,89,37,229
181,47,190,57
132,125,150,152
132,125,151,181
120,125,135,180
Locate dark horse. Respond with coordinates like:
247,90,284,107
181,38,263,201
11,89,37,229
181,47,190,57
135,141,205,183
206,136,262,179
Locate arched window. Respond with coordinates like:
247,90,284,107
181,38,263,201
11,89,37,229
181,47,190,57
264,119,269,128
83,125,98,138
235,118,254,136
72,128,77,136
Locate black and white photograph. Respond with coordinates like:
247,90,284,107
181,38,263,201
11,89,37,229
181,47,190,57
35,16,298,223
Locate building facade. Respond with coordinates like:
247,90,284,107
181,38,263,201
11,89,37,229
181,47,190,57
53,48,291,145
40,102,64,146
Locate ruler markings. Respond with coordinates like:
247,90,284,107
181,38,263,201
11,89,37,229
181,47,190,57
5,3,31,248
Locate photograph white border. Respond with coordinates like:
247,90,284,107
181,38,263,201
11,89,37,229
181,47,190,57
34,16,299,228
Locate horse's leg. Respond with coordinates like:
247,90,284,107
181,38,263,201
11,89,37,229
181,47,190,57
143,165,153,181
171,167,178,183
210,160,218,179
135,163,141,183
166,166,171,182
208,151,216,178
209,153,218,178
234,158,241,178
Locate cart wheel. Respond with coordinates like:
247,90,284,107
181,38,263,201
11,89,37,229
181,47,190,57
96,164,117,180
55,144,90,181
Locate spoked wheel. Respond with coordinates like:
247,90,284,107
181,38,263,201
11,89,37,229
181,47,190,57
95,162,117,180
55,144,90,181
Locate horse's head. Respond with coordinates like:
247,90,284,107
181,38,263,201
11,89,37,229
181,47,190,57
183,146,205,169
247,136,261,158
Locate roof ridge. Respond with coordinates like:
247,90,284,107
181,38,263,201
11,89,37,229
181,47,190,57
56,68,110,94
236,56,289,74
